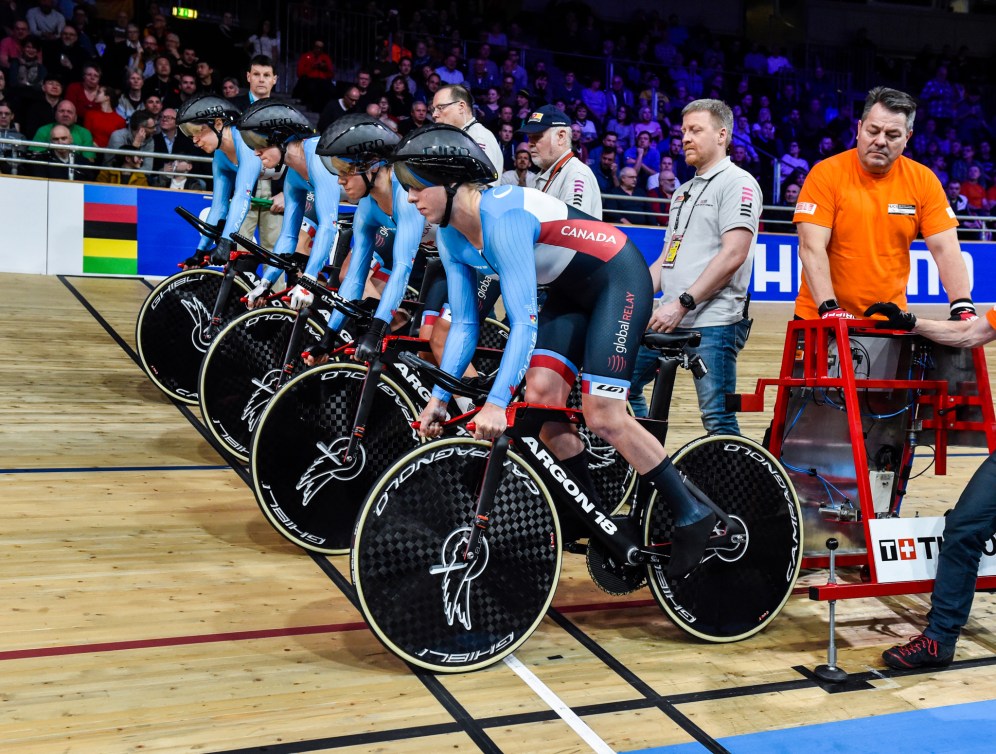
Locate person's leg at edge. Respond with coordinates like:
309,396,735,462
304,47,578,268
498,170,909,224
883,452,996,668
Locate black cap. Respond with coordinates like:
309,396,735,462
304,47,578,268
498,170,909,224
516,104,571,133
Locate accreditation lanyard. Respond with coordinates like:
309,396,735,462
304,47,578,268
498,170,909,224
661,174,716,269
540,152,574,194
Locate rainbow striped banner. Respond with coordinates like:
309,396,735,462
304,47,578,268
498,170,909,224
83,185,138,275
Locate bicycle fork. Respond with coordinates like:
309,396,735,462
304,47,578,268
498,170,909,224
277,304,315,385
462,435,511,564
335,358,388,467
207,254,243,332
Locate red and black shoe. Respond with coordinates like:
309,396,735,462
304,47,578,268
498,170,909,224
882,634,955,670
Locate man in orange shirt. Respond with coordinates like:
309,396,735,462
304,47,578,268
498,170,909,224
793,87,976,322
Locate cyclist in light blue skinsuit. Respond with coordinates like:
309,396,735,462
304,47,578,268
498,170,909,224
307,114,437,364
391,124,717,578
175,93,261,270
235,100,342,310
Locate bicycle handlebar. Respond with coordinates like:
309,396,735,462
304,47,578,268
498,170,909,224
175,206,222,241
397,351,492,404
229,232,301,272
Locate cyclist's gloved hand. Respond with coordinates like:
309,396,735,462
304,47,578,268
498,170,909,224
180,251,208,269
209,237,234,266
246,279,271,308
287,275,316,310
302,327,338,366
864,302,917,331
949,298,978,322
353,318,388,363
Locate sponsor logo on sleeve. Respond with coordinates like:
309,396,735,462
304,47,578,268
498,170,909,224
739,185,755,217
946,206,957,219
795,201,817,216
538,220,625,260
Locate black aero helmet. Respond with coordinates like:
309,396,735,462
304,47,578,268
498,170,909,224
389,123,498,192
237,99,315,150
177,93,240,130
177,93,240,147
316,114,400,176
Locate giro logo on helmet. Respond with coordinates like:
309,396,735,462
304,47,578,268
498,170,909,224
347,139,385,154
259,117,298,128
422,145,470,156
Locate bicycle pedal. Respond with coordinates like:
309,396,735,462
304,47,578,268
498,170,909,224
563,540,588,555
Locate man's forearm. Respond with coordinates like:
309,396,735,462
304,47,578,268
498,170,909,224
798,245,834,302
915,315,995,349
926,228,972,303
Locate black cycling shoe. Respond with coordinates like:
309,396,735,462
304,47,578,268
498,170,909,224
668,512,717,579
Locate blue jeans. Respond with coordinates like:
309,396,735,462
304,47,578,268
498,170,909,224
925,451,996,647
628,319,750,436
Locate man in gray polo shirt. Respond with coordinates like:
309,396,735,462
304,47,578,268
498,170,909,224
630,98,761,434
518,104,602,218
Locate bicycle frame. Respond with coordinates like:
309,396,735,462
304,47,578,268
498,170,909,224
454,400,746,574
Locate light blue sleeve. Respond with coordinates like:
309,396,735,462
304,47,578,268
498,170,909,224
326,198,375,333
371,178,423,326
260,169,307,285
432,227,481,405
302,146,342,280
476,205,540,408
220,130,262,245
199,151,234,251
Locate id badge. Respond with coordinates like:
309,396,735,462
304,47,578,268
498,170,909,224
662,234,682,269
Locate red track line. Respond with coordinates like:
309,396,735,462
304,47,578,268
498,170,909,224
0,621,368,662
555,598,657,613
4,591,809,662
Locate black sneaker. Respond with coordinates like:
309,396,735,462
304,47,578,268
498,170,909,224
882,634,955,670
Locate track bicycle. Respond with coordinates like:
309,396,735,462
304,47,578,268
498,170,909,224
135,207,290,404
196,231,364,462
248,245,515,553
202,230,471,464
351,332,804,672
250,328,505,554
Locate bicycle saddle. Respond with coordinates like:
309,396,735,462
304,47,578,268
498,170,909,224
643,332,701,350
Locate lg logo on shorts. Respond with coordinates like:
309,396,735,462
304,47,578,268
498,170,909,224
588,382,627,399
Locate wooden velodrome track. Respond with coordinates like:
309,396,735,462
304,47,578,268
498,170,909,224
3,271,996,753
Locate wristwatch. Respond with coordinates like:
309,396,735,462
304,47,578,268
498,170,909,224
817,298,840,316
678,292,697,311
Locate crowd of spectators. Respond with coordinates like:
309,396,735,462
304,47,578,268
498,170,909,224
297,3,996,235
1,1,995,239
0,1,271,186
